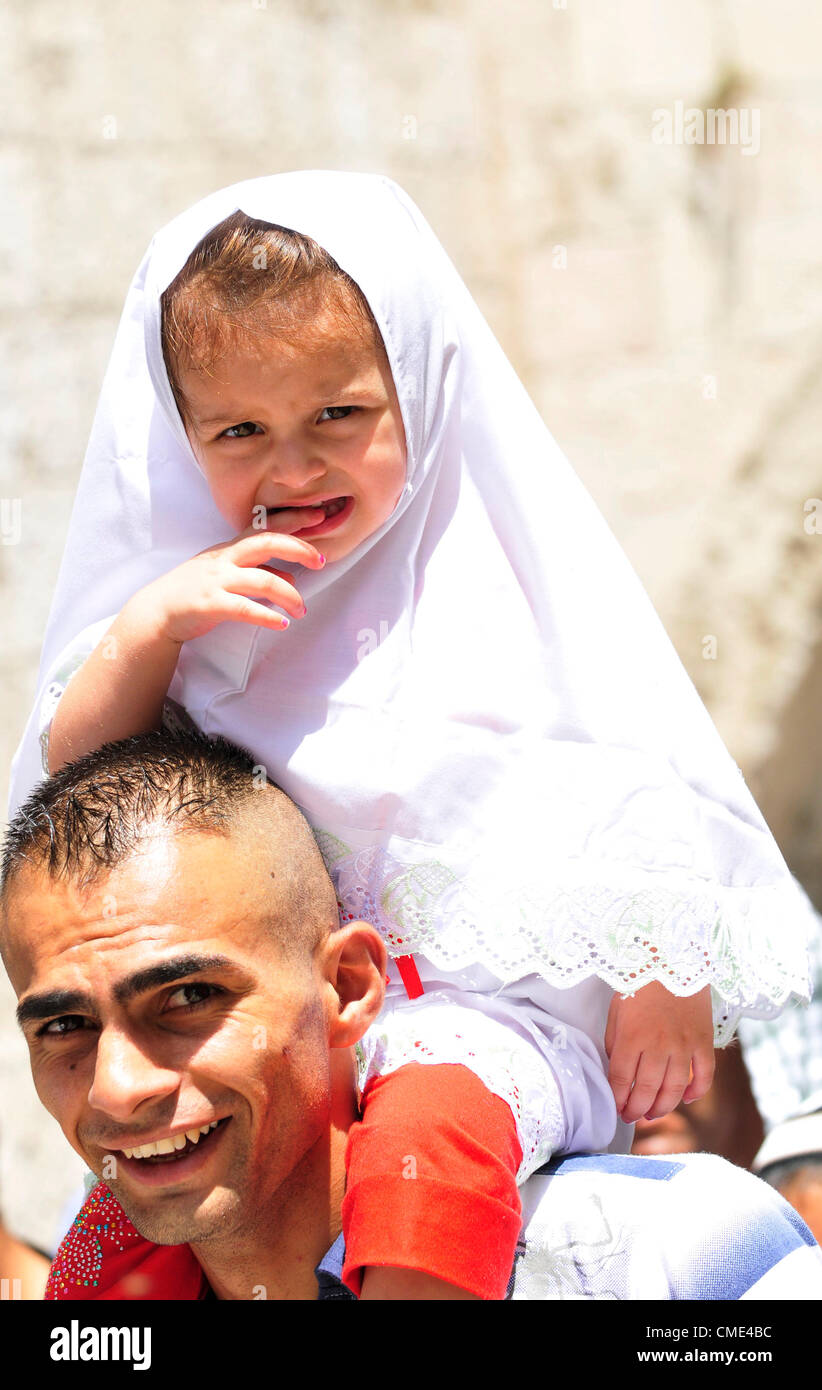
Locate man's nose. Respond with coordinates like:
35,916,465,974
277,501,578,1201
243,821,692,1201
87,1026,180,1121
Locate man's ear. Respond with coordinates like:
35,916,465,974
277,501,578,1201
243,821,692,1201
321,922,387,1048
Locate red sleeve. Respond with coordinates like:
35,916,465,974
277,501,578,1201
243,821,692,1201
341,1062,523,1300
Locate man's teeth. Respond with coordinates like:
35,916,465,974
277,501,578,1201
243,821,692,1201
122,1120,220,1160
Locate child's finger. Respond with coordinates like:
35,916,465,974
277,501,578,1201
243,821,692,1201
226,565,306,621
231,527,327,568
256,566,294,585
607,1042,641,1114
617,1053,667,1124
682,1047,716,1104
641,1057,693,1121
217,592,296,631
262,506,333,537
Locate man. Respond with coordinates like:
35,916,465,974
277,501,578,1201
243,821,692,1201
1,730,820,1300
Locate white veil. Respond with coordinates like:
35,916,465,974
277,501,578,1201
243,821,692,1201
8,170,813,1042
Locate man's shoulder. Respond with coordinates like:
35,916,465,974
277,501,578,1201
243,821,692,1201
510,1151,822,1301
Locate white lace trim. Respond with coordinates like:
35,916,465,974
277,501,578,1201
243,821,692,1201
355,993,568,1183
321,837,814,1047
38,676,76,775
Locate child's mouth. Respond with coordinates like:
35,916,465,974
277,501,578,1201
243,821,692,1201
268,495,354,537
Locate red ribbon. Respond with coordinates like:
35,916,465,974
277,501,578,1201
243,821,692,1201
395,955,424,1000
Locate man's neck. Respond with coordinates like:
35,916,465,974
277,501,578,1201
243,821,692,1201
190,1054,357,1301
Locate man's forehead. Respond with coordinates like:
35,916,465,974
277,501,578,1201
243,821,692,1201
2,827,271,990
11,828,253,910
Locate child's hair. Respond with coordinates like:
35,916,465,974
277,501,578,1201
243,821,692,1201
160,210,384,425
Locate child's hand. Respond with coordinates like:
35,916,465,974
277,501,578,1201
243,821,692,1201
604,980,715,1124
126,510,328,645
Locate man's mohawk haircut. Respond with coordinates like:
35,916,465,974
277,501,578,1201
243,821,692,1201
1,729,264,895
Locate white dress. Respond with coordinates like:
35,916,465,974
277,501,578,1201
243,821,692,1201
16,170,815,1181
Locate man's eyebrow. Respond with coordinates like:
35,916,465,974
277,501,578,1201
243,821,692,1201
16,954,241,1028
112,954,239,1005
16,989,93,1028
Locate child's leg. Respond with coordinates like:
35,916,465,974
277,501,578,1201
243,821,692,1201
342,989,605,1298
341,1062,523,1299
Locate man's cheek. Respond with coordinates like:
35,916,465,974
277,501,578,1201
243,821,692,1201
186,1014,276,1110
196,1006,268,1064
33,1063,85,1156
31,1054,71,1118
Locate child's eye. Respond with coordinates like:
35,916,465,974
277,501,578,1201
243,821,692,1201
317,405,358,423
221,421,260,439
219,408,357,439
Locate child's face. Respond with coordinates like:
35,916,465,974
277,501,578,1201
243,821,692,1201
177,319,408,562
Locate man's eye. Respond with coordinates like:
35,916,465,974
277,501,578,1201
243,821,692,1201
317,405,357,423
221,421,260,439
164,983,221,1012
38,1015,90,1038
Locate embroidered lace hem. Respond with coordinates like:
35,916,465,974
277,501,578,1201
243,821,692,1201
322,839,814,1047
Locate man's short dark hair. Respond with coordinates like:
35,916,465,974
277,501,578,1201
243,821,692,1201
1,728,339,953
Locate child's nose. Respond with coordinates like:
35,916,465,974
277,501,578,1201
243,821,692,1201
266,444,327,492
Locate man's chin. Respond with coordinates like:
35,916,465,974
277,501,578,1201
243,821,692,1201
107,1181,242,1247
82,1113,245,1244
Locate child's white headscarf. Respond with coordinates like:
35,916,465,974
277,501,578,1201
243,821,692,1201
9,170,813,1040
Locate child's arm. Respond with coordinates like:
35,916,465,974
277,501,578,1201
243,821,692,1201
47,600,184,772
47,516,326,774
605,979,715,1123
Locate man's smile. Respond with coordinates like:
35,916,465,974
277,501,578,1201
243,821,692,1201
110,1117,225,1160
107,1116,233,1188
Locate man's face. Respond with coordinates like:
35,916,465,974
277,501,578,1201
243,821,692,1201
179,312,408,564
5,828,336,1247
